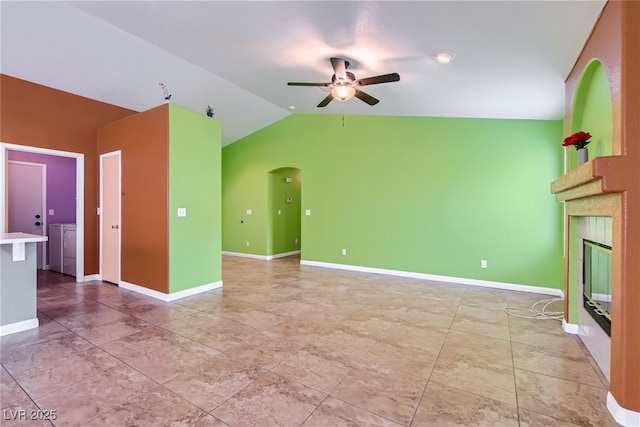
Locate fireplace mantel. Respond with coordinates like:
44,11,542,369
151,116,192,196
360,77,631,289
551,155,626,202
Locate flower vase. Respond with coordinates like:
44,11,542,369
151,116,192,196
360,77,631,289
578,148,588,165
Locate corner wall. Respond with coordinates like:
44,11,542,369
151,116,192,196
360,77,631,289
168,105,222,292
97,105,170,293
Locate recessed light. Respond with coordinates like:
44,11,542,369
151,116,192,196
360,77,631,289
435,50,455,64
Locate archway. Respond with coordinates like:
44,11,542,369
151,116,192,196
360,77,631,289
267,167,302,259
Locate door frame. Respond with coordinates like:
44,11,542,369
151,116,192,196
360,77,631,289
0,142,85,280
99,150,121,285
7,160,47,269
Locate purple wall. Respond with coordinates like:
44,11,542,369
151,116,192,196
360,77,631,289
8,150,77,224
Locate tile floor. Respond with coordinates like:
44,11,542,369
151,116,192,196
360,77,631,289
0,256,619,426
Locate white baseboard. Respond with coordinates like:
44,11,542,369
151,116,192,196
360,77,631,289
266,250,300,260
223,250,300,261
607,392,640,427
222,251,269,260
80,274,101,282
562,319,580,334
0,318,39,336
120,280,223,302
299,260,562,296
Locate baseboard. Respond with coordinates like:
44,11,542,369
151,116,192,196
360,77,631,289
222,251,269,260
562,319,580,334
266,250,301,260
80,274,101,282
222,250,301,261
299,260,562,296
120,280,223,302
607,392,640,427
0,318,39,336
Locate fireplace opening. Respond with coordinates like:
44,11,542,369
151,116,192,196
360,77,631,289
583,239,612,336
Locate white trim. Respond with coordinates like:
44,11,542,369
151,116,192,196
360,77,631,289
1,143,85,280
120,280,223,302
266,250,301,260
80,274,101,282
99,151,122,285
222,251,269,260
222,250,301,261
562,319,580,334
300,260,562,296
0,318,39,336
607,392,640,427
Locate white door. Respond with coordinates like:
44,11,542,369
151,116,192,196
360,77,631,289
100,151,121,284
8,161,46,268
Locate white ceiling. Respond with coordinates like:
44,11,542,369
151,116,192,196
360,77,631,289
1,1,606,146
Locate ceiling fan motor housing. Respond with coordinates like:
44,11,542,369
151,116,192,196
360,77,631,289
332,71,356,85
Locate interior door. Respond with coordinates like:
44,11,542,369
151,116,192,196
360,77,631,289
100,151,121,284
8,161,46,268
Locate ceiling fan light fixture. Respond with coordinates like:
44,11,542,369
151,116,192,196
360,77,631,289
435,50,455,64
331,85,356,101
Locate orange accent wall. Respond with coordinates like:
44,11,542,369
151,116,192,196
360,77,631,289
0,74,136,274
564,1,640,412
97,105,170,293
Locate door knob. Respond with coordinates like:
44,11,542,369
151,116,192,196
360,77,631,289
112,225,119,229
35,214,41,219
35,222,42,226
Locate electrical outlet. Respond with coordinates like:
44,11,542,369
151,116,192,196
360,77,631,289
295,239,298,244
305,209,311,216
342,248,347,255
246,241,250,247
177,208,187,217
481,260,487,268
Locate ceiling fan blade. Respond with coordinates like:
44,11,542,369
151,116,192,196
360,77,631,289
354,89,379,105
288,82,331,87
330,57,348,81
356,73,400,86
317,94,334,107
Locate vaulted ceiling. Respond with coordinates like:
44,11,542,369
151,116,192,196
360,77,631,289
1,1,606,145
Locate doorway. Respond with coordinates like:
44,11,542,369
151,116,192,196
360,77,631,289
7,160,47,268
0,143,85,280
267,167,302,258
100,151,121,284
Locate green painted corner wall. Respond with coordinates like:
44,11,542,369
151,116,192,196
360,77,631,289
222,114,564,289
169,105,222,293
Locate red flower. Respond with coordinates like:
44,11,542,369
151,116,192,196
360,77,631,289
563,131,592,150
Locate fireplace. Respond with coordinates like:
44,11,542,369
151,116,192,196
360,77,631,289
583,239,612,336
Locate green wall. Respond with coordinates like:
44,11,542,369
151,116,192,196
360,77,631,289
268,168,301,255
222,114,564,289
169,105,222,292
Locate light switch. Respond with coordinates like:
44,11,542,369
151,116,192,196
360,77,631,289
278,209,282,215
49,209,54,215
177,208,187,217
246,209,252,215
305,209,311,216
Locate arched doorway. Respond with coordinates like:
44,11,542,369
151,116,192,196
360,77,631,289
267,167,301,259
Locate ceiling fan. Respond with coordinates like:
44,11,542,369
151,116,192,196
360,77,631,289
287,57,400,107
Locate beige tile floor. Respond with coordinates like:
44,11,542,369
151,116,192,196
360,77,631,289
0,256,619,426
